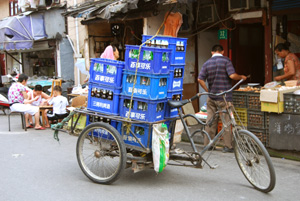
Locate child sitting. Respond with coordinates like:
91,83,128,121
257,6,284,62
45,85,69,126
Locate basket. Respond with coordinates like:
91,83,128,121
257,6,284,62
284,80,297,87
86,115,117,139
233,107,247,127
121,70,168,100
247,110,266,129
125,45,171,74
165,90,183,118
284,92,300,114
248,128,269,147
142,35,187,65
168,64,185,91
89,58,125,87
87,82,121,115
117,122,152,150
119,95,167,122
247,92,261,111
232,91,247,108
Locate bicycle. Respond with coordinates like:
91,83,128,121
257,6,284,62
75,78,276,193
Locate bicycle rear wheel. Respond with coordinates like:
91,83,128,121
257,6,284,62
233,129,276,193
76,122,127,184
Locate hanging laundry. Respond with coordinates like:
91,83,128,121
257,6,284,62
163,12,183,37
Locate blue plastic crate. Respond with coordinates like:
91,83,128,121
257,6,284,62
168,65,185,91
119,95,167,122
117,122,152,149
142,35,187,65
122,70,168,100
165,90,183,118
125,45,171,74
89,58,125,87
86,115,117,139
87,82,121,115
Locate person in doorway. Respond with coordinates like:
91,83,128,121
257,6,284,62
100,45,119,60
26,85,50,128
45,85,69,126
8,74,45,130
198,45,247,153
274,42,300,85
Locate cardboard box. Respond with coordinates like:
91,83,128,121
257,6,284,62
260,87,299,103
260,87,299,113
261,101,284,113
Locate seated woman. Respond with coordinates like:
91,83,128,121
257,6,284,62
8,74,45,130
26,84,50,128
45,85,69,126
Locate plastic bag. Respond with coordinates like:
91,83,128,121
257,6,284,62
152,123,170,173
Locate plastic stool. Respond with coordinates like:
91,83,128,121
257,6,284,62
8,111,27,131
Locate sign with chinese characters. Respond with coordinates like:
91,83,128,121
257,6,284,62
125,111,146,120
218,29,228,40
94,75,115,84
128,87,147,95
92,101,111,109
130,62,151,70
269,113,300,151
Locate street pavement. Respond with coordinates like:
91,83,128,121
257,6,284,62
0,114,300,201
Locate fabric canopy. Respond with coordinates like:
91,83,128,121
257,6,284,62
0,14,47,51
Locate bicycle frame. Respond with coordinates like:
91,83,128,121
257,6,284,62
174,92,241,157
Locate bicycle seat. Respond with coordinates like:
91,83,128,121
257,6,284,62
168,99,189,108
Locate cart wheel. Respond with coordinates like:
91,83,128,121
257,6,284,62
76,122,127,184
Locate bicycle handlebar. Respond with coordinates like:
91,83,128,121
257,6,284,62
189,78,246,102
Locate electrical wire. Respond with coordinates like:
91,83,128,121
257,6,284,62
213,0,236,31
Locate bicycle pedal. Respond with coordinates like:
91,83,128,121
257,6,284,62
210,164,219,169
170,148,184,154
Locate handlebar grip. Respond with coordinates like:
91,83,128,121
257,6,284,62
190,93,199,101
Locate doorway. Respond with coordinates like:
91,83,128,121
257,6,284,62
232,23,265,85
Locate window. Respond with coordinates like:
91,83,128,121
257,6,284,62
9,0,20,16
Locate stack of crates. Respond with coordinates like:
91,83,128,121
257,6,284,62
246,91,269,147
118,43,172,149
142,35,187,118
233,90,270,147
86,58,125,133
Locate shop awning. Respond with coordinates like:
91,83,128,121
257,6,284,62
63,0,185,23
0,14,47,51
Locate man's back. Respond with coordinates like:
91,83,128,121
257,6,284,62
199,55,235,101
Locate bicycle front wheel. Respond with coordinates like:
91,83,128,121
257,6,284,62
234,129,276,193
76,122,127,184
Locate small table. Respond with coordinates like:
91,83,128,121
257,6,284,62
39,105,53,127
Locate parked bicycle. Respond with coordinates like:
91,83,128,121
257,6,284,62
75,78,276,193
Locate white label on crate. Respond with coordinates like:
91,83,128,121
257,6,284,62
171,108,177,112
95,75,114,83
130,62,151,70
157,115,162,119
95,128,109,135
123,135,140,143
173,80,181,88
93,101,111,109
125,111,146,120
128,87,147,95
162,66,167,69
159,92,164,94
175,57,183,60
